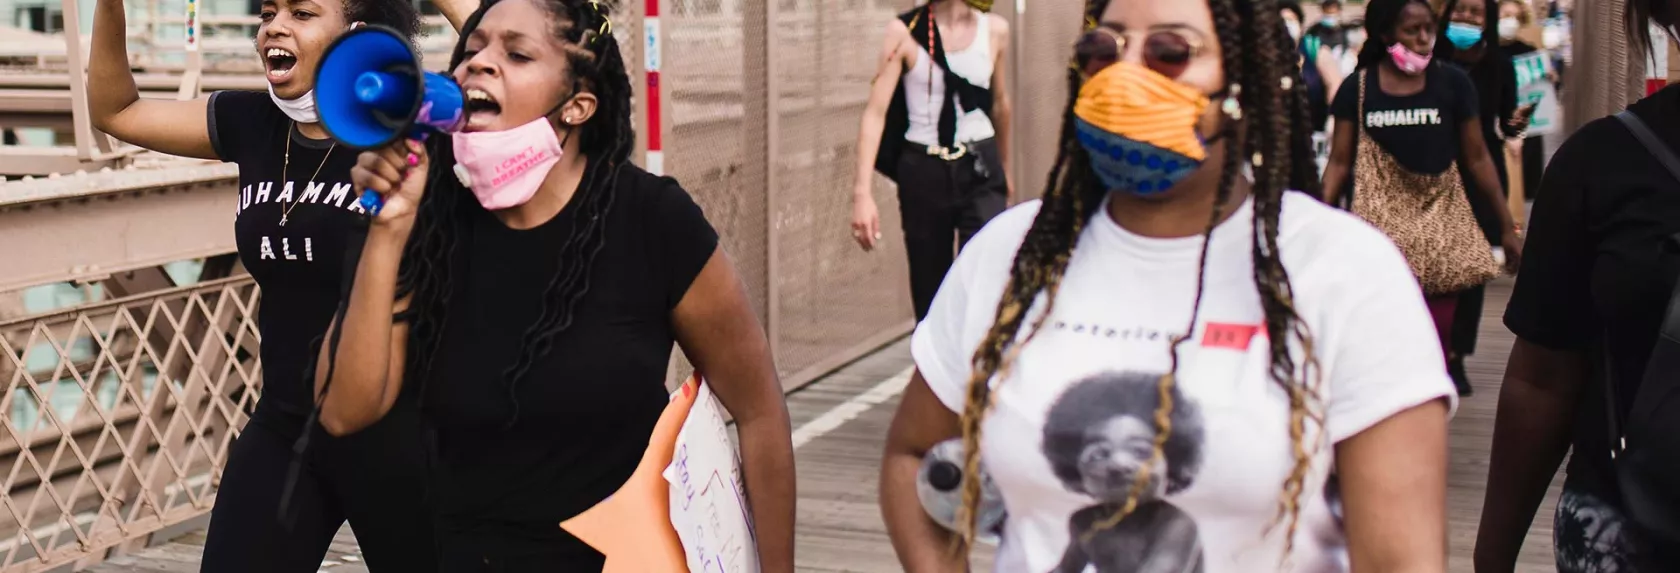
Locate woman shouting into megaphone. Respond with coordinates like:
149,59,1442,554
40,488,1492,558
87,0,452,570
317,0,797,570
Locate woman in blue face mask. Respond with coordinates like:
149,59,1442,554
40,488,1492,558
1435,0,1531,397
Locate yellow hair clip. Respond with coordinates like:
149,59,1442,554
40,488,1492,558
582,0,611,46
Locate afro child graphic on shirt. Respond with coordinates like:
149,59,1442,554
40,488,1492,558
1041,369,1207,573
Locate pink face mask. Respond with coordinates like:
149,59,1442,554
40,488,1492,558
450,116,566,210
1387,43,1433,75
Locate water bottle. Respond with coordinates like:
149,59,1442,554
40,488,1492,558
916,438,1005,544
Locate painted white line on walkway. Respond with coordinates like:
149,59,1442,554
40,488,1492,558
791,366,915,450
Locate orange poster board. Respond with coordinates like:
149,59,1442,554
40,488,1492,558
559,377,698,572
558,376,761,572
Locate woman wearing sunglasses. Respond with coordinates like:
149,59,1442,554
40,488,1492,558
878,0,1455,570
1320,0,1523,397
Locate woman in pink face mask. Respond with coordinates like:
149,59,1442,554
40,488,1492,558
320,0,797,570
1319,0,1524,398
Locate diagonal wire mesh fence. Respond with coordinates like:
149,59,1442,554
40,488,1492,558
1,277,260,571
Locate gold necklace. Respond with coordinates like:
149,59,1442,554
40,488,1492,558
280,121,337,227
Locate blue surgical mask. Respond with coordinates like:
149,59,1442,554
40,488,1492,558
1446,22,1484,49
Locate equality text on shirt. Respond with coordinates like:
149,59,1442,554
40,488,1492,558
1365,107,1443,128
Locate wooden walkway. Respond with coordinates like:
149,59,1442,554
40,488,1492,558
88,278,1559,572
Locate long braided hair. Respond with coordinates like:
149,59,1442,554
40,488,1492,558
399,0,636,427
951,0,1326,561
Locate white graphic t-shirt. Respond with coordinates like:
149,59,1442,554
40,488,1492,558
912,192,1458,572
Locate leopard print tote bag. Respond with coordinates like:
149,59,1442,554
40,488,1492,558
1349,70,1500,295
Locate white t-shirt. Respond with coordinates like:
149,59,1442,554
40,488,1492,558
911,192,1457,572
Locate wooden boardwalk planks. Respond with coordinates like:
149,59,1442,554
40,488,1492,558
87,278,1561,572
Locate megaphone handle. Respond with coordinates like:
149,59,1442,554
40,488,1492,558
358,135,429,218
358,190,385,216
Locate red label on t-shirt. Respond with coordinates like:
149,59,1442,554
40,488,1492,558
1202,323,1260,350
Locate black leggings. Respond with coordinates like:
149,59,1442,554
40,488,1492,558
896,138,1008,321
199,400,435,572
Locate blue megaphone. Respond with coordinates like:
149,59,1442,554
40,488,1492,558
315,25,465,216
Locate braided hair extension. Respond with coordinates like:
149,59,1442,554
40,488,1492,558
1244,0,1328,558
950,0,1325,563
398,0,637,428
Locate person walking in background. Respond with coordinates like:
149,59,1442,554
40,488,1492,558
316,0,796,568
1475,0,1680,568
850,0,1014,322
1308,0,1350,55
1437,0,1532,396
1497,0,1540,60
86,0,442,569
1283,0,1344,134
1320,0,1524,397
1497,0,1551,206
879,0,1455,570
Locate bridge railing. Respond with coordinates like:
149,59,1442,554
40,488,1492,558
0,275,258,573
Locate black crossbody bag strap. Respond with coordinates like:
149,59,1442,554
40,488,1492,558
906,6,994,145
876,7,995,182
1607,110,1680,460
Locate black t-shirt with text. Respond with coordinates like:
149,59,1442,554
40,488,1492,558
1331,63,1481,175
209,90,367,416
418,165,720,564
1505,85,1680,499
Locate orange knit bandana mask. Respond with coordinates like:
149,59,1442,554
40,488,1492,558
1073,61,1213,195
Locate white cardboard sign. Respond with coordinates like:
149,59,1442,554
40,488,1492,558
663,382,760,573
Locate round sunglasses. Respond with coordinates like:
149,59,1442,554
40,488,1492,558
1074,27,1206,79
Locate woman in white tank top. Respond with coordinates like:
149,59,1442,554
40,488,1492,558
850,0,1015,322
902,12,998,148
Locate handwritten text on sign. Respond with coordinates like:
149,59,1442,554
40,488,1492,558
664,382,759,573
1511,52,1560,137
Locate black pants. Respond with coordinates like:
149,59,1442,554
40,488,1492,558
199,399,436,572
896,138,1008,321
436,526,603,572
